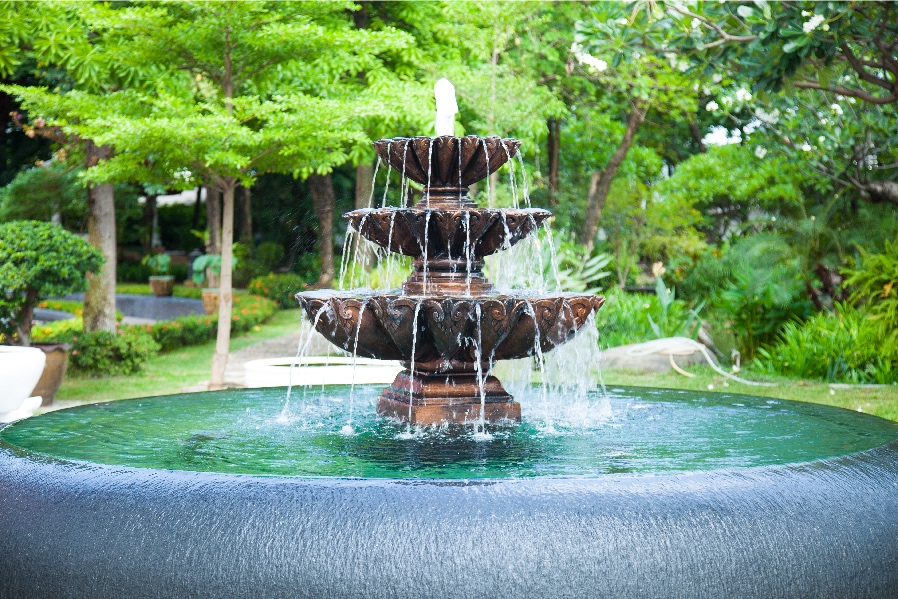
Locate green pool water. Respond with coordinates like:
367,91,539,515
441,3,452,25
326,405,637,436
2,385,896,478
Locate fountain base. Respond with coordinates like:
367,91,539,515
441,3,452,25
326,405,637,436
378,370,520,425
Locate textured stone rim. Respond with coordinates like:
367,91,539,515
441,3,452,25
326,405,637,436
1,421,897,598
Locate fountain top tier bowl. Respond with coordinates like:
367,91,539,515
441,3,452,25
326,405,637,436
373,135,521,207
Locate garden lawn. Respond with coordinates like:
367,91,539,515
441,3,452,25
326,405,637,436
51,309,304,404
602,366,898,422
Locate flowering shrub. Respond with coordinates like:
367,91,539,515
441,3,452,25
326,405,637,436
248,273,304,308
142,294,277,351
67,328,160,376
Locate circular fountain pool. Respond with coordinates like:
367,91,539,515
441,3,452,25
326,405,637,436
1,386,898,598
2,386,896,477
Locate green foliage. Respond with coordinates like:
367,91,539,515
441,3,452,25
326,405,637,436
248,273,304,309
0,220,103,298
191,254,223,286
647,272,703,341
0,162,84,226
116,283,203,299
707,237,813,359
755,306,898,384
595,289,700,349
844,241,898,344
141,294,277,352
141,253,171,276
255,242,285,271
67,328,160,377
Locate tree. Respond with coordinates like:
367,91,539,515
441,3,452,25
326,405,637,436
0,2,154,334
15,2,418,388
572,3,708,247
0,220,103,346
624,0,898,206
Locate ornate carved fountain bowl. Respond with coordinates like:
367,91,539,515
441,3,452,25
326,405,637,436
344,207,552,260
373,135,521,193
295,290,604,371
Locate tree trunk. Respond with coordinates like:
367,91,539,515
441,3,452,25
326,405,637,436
308,173,336,287
862,180,898,205
579,100,648,249
688,121,707,153
143,194,157,252
83,141,117,333
206,187,222,254
547,117,560,205
355,161,376,272
239,185,253,244
192,186,203,230
209,178,236,390
14,288,37,346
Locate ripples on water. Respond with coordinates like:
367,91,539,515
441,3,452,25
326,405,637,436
2,385,896,479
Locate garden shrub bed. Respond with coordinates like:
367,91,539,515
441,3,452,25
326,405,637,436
32,293,277,374
248,273,305,308
142,294,277,352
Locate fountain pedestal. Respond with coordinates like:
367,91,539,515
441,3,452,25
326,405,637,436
378,369,518,425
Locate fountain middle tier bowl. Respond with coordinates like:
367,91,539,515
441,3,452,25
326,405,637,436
295,290,604,368
345,207,551,260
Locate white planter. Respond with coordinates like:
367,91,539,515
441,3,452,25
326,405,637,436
0,346,46,423
244,356,403,388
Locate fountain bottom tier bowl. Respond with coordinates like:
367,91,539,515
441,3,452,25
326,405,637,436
2,386,898,597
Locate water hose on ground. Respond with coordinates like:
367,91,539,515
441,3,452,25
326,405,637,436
623,337,777,387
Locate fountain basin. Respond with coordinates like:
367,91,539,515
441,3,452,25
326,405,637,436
0,386,897,597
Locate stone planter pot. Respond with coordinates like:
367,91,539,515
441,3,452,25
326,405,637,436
0,346,45,423
149,276,175,297
31,343,72,406
202,288,220,315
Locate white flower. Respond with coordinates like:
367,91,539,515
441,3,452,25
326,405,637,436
576,52,607,73
801,142,813,151
705,100,719,111
677,60,689,72
801,10,812,16
830,103,843,115
803,14,825,33
818,135,826,143
754,146,767,159
819,118,828,125
735,88,752,102
691,18,702,30
721,95,734,107
618,17,629,25
712,73,722,83
848,97,857,104
692,83,699,91
822,23,829,31
702,86,711,95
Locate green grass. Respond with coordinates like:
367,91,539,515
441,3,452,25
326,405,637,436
602,366,898,422
52,309,303,405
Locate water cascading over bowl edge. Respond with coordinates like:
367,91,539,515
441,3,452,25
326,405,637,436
296,135,605,425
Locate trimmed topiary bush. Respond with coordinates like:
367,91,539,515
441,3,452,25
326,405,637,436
0,220,103,345
248,273,304,308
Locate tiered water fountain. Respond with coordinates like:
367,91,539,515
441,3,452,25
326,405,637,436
296,134,603,427
2,85,898,597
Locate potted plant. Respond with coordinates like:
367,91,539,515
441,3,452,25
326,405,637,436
192,253,228,314
0,220,103,406
143,252,174,297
